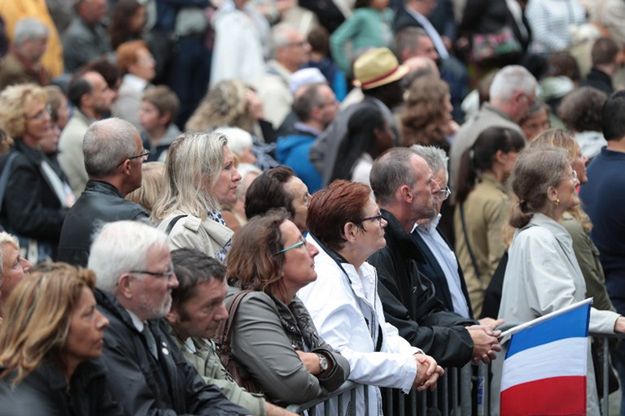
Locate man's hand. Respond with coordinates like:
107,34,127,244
478,318,504,331
413,353,444,391
467,325,502,363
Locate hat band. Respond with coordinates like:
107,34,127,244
360,66,400,88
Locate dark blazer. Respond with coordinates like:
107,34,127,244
57,180,149,266
0,360,124,416
410,227,473,318
95,289,249,416
368,209,475,368
392,6,424,34
0,139,68,249
581,67,614,96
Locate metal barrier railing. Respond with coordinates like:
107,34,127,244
285,333,620,415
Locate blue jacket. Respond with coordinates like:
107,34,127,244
276,132,323,193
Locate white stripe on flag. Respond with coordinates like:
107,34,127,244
501,337,587,392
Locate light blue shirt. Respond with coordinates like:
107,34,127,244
413,214,470,318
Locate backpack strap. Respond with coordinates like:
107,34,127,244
459,202,482,280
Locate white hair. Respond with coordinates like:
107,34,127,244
489,65,537,101
411,145,448,180
214,127,253,158
13,18,48,45
88,221,168,293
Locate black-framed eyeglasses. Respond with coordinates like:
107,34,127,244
118,150,150,167
359,212,384,225
273,238,306,256
129,268,176,280
435,187,451,200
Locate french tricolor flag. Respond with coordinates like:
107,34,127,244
500,299,592,416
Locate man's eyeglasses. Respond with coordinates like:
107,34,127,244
435,187,451,200
273,238,306,256
118,150,150,167
359,212,384,225
129,268,176,280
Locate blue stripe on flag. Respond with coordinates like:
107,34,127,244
506,302,590,359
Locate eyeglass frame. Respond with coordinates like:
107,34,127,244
358,212,384,226
272,238,306,256
129,268,176,280
117,150,150,167
25,104,52,121
435,186,452,200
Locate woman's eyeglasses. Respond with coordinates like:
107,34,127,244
273,238,306,256
359,212,384,225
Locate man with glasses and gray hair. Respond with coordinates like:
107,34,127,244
410,145,472,319
89,220,248,415
368,147,501,368
57,118,149,267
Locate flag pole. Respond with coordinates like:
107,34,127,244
500,298,593,340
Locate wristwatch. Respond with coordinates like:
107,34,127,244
316,353,329,372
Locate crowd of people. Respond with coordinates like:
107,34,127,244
0,0,625,415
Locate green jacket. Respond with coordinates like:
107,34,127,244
169,329,267,416
560,212,615,312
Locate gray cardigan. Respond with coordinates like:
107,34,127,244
228,291,350,405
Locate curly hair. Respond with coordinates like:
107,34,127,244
0,263,96,384
400,75,450,147
185,79,254,133
0,83,48,139
558,87,607,133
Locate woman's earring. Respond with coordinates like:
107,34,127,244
554,197,560,207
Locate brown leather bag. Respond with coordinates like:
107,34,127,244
215,290,264,394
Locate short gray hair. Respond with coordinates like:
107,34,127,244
83,118,139,177
370,147,417,205
0,233,19,276
88,221,168,293
411,145,448,180
489,65,536,102
270,23,298,57
13,18,48,46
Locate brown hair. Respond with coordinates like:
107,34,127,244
558,87,606,133
530,129,592,232
0,263,95,384
307,180,371,251
142,85,180,122
509,147,570,228
400,75,450,147
226,210,289,294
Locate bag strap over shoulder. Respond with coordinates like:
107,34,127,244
164,214,188,235
460,202,482,280
216,290,253,349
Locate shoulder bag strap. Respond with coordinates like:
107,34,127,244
216,290,252,349
460,202,482,280
164,214,188,235
0,152,18,214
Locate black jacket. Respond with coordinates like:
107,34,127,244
581,67,614,96
0,360,124,416
410,228,473,318
0,139,68,250
367,210,475,367
57,180,149,266
95,289,249,416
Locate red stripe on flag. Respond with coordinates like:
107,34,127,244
501,376,586,415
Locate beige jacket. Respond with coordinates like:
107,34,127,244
454,173,509,317
157,212,233,262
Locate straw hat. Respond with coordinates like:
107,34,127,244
353,48,409,90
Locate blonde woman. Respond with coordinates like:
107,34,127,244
0,263,120,415
152,132,241,262
125,161,166,214
0,83,71,262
